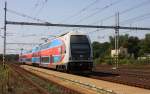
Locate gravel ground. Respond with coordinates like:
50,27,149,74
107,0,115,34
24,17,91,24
92,64,150,89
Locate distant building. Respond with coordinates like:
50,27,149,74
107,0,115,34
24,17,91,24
111,47,128,57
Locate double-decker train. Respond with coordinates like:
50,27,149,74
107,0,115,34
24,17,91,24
19,32,93,72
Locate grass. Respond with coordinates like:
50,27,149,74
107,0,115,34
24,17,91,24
0,64,11,94
0,62,78,94
29,73,64,94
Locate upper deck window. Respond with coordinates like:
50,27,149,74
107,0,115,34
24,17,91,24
70,35,89,44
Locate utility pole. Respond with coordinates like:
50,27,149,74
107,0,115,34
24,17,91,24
3,1,7,67
114,12,119,69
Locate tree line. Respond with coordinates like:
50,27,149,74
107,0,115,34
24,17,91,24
0,54,19,62
92,33,150,64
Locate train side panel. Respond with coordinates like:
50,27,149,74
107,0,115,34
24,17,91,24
39,38,67,69
19,31,93,72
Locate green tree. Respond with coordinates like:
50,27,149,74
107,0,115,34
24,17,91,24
138,34,150,56
0,54,19,62
109,34,129,49
92,41,110,59
144,34,150,53
127,36,140,59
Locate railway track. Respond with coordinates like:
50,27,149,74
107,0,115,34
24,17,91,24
21,65,117,94
63,67,150,90
13,63,150,91
9,64,50,94
88,69,150,89
9,63,81,94
21,64,150,94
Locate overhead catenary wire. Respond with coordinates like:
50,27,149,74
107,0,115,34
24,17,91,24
91,0,150,25
34,0,48,17
120,12,150,25
5,0,150,35
88,13,150,40
73,0,122,24
70,0,122,31
88,12,150,36
86,0,150,35
59,0,100,23
7,9,51,23
34,0,40,9
58,0,100,32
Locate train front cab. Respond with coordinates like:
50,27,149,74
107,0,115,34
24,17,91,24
67,34,93,72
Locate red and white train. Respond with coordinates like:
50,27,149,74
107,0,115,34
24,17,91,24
19,32,93,72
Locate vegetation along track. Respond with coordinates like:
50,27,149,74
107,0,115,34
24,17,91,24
9,63,81,94
0,63,48,94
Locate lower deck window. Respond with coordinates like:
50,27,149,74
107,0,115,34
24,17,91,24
26,58,31,62
41,57,50,63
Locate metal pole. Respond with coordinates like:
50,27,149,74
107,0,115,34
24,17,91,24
116,12,119,68
115,27,117,69
114,12,119,69
3,2,7,67
115,13,117,69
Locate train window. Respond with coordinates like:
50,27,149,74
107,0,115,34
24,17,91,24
26,58,31,62
70,35,91,58
41,57,50,63
53,56,61,63
70,35,89,43
71,43,90,49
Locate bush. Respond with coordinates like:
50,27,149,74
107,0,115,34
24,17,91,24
105,58,113,65
94,57,101,64
119,59,130,65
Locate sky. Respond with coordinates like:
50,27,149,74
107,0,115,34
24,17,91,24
0,0,150,54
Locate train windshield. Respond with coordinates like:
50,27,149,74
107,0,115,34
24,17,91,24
70,35,91,59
